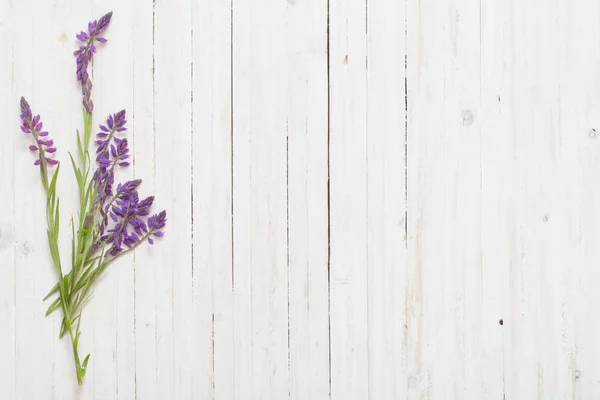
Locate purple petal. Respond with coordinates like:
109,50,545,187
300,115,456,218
29,145,38,151
45,148,57,153
154,231,164,237
99,124,109,132
32,115,40,125
35,122,43,130
34,159,41,166
46,158,59,165
96,37,108,43
44,139,54,146
118,162,130,167
21,126,30,133
39,131,49,137
147,237,154,245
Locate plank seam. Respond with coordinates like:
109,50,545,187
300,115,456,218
326,0,332,397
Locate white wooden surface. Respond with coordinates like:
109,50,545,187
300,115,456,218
1,0,599,399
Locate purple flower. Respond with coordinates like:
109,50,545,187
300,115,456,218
93,110,128,204
95,110,126,156
148,211,166,230
19,97,58,167
73,11,113,112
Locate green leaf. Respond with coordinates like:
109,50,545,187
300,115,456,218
69,152,82,185
43,282,59,301
53,198,60,237
45,297,61,316
76,129,84,160
48,162,60,197
71,220,76,272
82,354,91,370
59,320,67,338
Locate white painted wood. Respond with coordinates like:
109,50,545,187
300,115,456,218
191,0,233,398
232,1,290,398
366,1,407,399
12,3,65,399
5,0,600,399
0,2,16,399
559,3,600,397
406,0,486,398
153,0,194,398
480,1,512,398
286,1,330,399
131,0,158,399
328,0,369,398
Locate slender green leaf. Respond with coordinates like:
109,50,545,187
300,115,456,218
45,297,61,316
81,354,91,370
43,282,59,301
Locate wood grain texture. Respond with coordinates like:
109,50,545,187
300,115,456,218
3,0,600,398
232,0,290,397
192,0,233,399
285,1,329,400
366,0,407,398
407,0,484,396
0,1,15,399
328,0,369,397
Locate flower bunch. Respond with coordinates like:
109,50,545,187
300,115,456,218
18,11,167,385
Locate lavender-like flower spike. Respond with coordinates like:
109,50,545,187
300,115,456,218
20,97,58,167
73,11,113,112
93,110,128,204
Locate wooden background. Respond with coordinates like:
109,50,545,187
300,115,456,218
1,0,599,398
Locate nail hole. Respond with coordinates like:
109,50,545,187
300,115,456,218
499,319,504,326
590,128,597,139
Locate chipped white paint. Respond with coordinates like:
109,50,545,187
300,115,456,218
1,0,600,399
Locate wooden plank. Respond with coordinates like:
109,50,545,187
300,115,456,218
560,3,600,397
286,1,330,399
153,0,193,398
328,0,369,397
0,2,16,399
232,0,290,397
488,1,575,398
495,1,600,398
479,0,512,397
191,0,233,398
366,0,407,398
12,3,68,398
406,0,483,397
131,0,158,398
88,3,136,399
